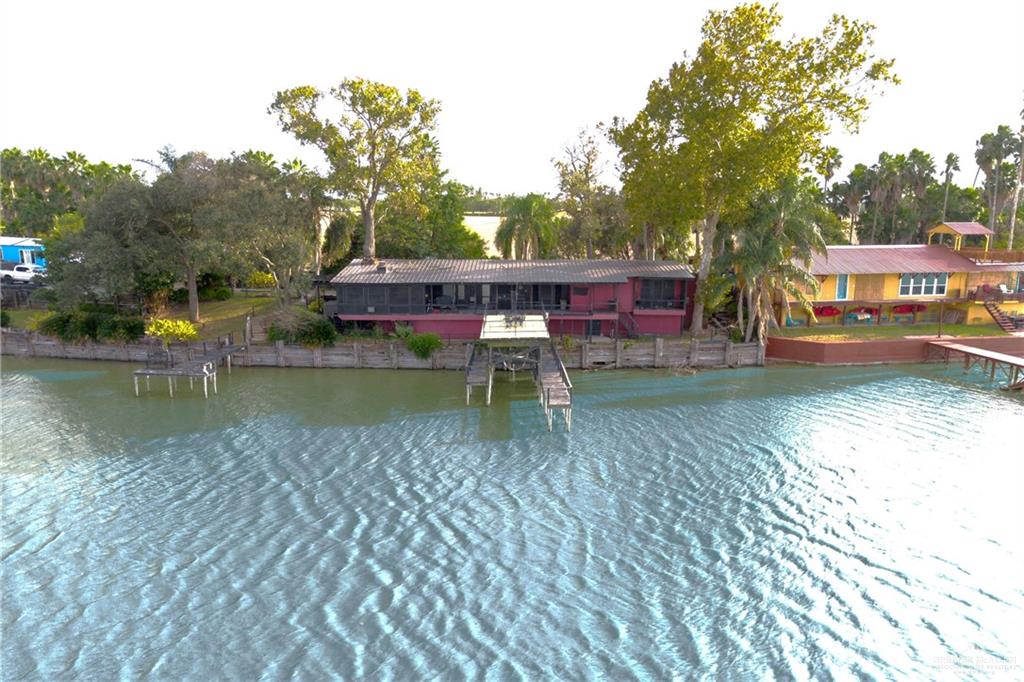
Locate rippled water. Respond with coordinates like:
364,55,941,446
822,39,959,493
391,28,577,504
2,357,1022,679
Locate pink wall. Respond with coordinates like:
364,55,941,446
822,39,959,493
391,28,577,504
411,318,482,340
765,335,1024,365
634,315,684,336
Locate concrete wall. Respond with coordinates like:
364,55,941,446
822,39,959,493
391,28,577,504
765,335,1024,365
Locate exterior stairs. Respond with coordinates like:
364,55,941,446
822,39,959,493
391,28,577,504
983,301,1016,333
617,312,640,339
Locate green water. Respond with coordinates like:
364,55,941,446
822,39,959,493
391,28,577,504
2,357,1022,679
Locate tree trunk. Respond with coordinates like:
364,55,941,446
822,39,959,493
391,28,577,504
869,208,880,243
362,203,376,261
990,164,1001,234
744,285,757,342
1007,131,1024,250
186,265,200,323
689,213,719,334
736,285,744,337
941,176,951,223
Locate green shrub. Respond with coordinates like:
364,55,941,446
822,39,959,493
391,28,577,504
268,316,338,348
729,327,744,343
36,311,145,343
392,323,414,339
307,298,323,314
295,318,337,347
246,271,276,288
201,286,232,301
404,332,443,359
146,318,199,346
169,288,189,304
0,309,9,328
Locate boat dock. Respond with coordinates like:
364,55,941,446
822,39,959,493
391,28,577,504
465,314,573,431
133,339,246,398
928,340,1024,390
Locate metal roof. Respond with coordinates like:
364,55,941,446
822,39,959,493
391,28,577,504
479,314,550,342
935,222,994,236
330,259,694,285
804,245,981,275
0,236,43,247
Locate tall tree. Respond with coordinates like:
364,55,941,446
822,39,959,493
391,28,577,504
146,149,225,322
1007,105,1024,250
975,125,1018,234
269,78,441,261
214,152,318,307
722,175,825,344
553,129,605,258
612,3,896,332
941,152,960,223
815,146,843,192
495,194,559,259
906,148,936,241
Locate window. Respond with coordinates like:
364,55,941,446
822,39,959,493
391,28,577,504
835,274,849,300
572,287,589,297
638,279,678,307
899,273,948,296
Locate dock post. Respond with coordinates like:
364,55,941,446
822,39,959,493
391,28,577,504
133,375,139,397
486,366,493,406
655,338,664,368
168,376,174,398
203,374,208,399
226,353,232,374
145,376,150,391
212,370,218,394
189,376,194,391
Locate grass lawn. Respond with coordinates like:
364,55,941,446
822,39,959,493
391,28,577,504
777,322,1006,342
164,295,281,340
3,308,48,330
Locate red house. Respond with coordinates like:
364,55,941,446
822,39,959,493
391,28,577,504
327,259,696,339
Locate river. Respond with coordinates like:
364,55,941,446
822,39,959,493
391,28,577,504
2,358,1022,679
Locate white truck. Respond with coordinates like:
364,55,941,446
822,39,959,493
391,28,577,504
1,262,45,284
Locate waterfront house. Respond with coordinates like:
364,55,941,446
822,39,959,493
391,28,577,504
0,236,46,267
784,224,1024,328
327,259,695,339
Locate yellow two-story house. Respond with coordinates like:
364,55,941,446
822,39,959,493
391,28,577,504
785,223,1024,328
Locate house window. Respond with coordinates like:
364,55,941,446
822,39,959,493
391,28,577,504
20,250,40,264
899,273,948,296
638,279,679,308
572,287,589,297
835,274,849,300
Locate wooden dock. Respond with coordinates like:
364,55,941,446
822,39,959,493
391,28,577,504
928,341,1024,390
133,341,246,398
465,313,574,431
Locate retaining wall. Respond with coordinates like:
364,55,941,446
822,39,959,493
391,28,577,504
0,330,764,371
765,335,1024,365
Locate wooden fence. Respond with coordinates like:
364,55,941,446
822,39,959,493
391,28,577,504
0,330,764,370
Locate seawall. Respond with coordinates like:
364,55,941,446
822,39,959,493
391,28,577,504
0,330,763,370
765,335,1024,365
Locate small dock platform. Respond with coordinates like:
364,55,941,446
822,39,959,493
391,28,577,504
134,339,246,398
928,341,1024,390
465,314,573,431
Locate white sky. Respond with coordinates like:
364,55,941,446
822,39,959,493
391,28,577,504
1,0,1022,194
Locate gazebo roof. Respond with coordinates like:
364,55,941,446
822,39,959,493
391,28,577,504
929,222,994,236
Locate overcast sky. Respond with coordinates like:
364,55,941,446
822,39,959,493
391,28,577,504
2,0,1022,195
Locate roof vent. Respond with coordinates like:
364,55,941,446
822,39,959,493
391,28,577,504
376,261,388,273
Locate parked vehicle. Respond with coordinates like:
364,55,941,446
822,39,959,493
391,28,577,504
1,262,45,284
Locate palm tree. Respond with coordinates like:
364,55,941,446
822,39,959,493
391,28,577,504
941,152,960,223
839,163,869,243
815,146,842,192
906,149,935,241
723,175,826,344
880,153,909,243
866,154,892,243
976,125,1018,232
495,194,558,259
